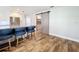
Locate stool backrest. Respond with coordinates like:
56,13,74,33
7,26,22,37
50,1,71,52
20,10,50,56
15,27,26,32
26,26,35,30
26,26,35,32
0,29,14,36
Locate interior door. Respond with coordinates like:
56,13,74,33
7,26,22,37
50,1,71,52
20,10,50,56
41,11,49,34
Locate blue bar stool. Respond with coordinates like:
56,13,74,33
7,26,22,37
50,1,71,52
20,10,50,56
14,27,26,46
26,26,36,39
0,28,14,51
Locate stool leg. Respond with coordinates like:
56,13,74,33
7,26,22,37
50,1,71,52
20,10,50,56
16,38,19,46
34,32,36,40
31,32,32,39
27,33,29,39
22,35,25,41
8,40,11,50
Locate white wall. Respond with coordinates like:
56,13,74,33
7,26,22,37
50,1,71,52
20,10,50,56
0,7,33,27
0,6,49,27
0,7,11,25
49,6,79,42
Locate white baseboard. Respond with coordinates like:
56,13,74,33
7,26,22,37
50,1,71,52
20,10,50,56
49,33,79,42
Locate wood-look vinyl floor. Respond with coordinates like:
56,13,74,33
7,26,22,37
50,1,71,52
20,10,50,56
1,32,79,52
8,33,79,52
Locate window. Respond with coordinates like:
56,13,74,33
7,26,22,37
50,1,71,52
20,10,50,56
10,17,20,26
0,19,9,26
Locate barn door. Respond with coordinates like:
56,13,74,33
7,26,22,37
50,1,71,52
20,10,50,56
41,11,49,34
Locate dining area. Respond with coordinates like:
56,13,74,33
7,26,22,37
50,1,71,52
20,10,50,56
0,7,36,51
0,6,51,52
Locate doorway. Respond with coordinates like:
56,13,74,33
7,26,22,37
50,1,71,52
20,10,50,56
36,11,49,39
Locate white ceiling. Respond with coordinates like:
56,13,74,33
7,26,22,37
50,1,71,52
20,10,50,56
0,6,50,20
9,6,50,15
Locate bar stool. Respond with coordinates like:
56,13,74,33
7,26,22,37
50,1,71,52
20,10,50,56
0,28,14,51
26,26,35,39
14,27,26,46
